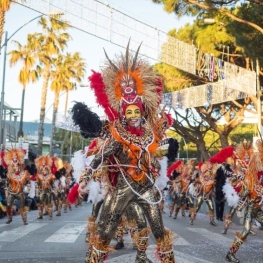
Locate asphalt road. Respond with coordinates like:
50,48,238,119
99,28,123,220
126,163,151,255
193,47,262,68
0,202,262,263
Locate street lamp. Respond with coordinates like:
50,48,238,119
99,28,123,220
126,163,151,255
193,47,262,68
0,11,64,145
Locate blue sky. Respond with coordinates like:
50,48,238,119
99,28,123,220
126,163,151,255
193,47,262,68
2,0,192,122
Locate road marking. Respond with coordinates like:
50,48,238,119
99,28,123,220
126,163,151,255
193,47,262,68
187,227,232,243
44,223,86,243
104,245,212,263
0,223,47,242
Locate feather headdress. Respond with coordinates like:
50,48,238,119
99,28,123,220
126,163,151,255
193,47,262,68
34,156,53,168
3,148,26,166
91,40,164,125
167,160,183,177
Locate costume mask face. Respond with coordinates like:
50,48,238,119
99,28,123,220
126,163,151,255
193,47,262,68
12,154,20,172
125,105,142,128
120,74,137,96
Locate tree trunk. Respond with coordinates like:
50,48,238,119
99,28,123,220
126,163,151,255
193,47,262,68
50,90,60,157
17,85,26,139
197,140,210,161
37,66,50,156
219,134,229,148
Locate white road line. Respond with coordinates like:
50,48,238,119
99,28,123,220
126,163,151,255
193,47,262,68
105,245,212,263
44,223,86,243
187,227,232,243
0,223,47,242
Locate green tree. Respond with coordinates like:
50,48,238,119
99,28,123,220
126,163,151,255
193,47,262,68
152,0,263,34
8,34,41,138
49,52,86,156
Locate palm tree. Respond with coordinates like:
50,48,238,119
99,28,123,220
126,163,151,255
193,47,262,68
8,34,41,139
0,0,15,45
35,16,71,156
49,52,86,156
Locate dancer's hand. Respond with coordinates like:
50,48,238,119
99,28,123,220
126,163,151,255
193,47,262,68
78,181,89,199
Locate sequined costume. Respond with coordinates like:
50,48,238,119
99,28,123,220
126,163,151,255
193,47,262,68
78,42,175,263
35,156,56,220
4,148,30,225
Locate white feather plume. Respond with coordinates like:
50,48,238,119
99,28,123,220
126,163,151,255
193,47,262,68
223,179,240,208
155,156,169,190
85,179,102,203
188,183,196,197
28,181,36,198
60,176,66,187
54,179,59,188
70,150,86,182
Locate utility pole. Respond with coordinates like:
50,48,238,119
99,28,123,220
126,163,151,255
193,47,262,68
0,32,8,145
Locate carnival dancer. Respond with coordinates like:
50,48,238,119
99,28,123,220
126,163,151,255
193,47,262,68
63,162,73,212
54,169,67,217
225,139,263,263
3,148,30,225
35,156,56,220
76,41,175,263
167,160,183,218
222,140,254,235
192,159,218,226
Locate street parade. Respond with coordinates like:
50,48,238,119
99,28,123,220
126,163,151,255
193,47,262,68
1,1,263,263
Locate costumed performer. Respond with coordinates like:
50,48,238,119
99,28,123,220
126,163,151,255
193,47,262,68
77,41,175,263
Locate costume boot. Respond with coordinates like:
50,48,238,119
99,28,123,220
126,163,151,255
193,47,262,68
189,207,196,225
173,207,180,219
114,226,124,250
68,203,72,211
64,203,68,213
85,242,112,263
222,214,232,234
56,203,62,216
169,204,174,217
48,206,53,220
225,233,245,263
128,220,138,250
86,216,96,243
5,209,13,224
181,203,186,217
156,229,175,263
37,205,43,219
133,227,152,263
208,210,217,226
21,207,28,225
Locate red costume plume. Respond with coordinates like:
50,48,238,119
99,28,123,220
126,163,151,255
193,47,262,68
88,70,118,121
198,162,204,171
67,183,79,204
167,160,182,177
209,146,235,164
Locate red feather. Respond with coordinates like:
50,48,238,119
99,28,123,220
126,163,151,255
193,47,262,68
198,162,204,171
51,157,58,175
67,183,79,204
88,70,118,121
167,160,182,177
209,146,235,164
165,113,174,127
1,151,7,168
88,139,97,150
